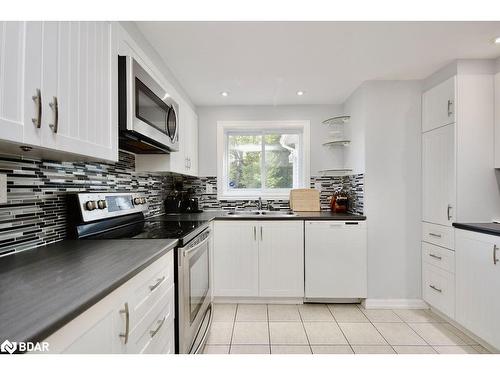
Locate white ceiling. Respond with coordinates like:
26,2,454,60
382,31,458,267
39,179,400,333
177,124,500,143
136,21,500,106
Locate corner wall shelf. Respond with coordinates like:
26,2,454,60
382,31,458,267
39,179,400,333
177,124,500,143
322,115,351,126
322,140,351,147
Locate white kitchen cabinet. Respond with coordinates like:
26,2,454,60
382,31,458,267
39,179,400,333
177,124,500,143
422,76,455,132
455,229,500,350
0,21,118,162
45,251,175,354
304,221,367,299
213,220,304,298
422,261,455,319
422,123,456,226
0,21,33,143
258,221,304,297
495,71,500,168
213,221,259,297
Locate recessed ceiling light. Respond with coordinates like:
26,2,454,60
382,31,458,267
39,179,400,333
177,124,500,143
296,90,305,96
495,36,500,44
221,91,229,97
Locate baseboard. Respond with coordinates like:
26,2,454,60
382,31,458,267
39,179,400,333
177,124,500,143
362,298,428,310
213,297,304,305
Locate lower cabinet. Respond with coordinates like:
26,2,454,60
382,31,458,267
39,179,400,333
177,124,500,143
213,220,304,298
455,229,500,350
304,221,367,299
44,251,175,354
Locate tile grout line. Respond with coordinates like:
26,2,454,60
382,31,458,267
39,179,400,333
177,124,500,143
228,304,238,354
297,304,313,353
353,304,392,352
266,304,271,354
328,304,355,354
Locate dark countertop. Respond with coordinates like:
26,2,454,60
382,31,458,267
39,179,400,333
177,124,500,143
156,210,366,222
0,238,177,344
453,222,500,237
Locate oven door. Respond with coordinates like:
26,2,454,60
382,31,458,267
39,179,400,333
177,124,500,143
178,228,212,353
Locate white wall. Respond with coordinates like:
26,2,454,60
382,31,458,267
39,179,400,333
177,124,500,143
196,105,344,177
345,81,423,300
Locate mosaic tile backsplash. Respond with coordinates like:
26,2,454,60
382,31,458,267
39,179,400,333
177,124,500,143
0,149,364,256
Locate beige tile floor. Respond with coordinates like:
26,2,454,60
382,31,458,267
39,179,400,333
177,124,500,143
203,303,491,354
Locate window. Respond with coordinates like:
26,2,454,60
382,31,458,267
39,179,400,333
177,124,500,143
217,121,310,199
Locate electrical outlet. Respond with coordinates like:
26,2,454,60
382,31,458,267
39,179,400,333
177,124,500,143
314,182,322,191
0,174,7,204
205,183,213,194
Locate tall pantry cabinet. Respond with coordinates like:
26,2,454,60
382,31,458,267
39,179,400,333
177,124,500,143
421,65,500,322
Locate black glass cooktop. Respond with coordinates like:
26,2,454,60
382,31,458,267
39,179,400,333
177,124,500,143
87,219,207,245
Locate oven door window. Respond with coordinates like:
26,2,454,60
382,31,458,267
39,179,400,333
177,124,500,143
135,78,170,135
188,243,209,323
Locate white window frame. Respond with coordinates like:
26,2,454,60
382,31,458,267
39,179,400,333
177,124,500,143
217,120,310,200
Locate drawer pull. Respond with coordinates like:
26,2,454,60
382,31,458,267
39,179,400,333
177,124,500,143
119,302,130,344
429,285,442,293
150,316,166,338
149,276,166,291
429,253,442,260
428,233,442,238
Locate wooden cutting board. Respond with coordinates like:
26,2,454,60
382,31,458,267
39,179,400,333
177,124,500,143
289,188,321,212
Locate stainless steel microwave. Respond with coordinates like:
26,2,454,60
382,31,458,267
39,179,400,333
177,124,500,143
118,56,179,153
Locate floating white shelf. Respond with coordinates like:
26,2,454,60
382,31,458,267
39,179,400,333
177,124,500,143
322,115,351,126
322,140,351,147
318,168,353,176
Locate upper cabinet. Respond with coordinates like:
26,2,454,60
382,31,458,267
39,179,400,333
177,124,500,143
421,70,500,227
0,21,118,162
495,70,500,168
422,76,455,132
0,22,25,144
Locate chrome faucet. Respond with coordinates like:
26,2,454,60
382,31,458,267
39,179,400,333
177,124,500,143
258,197,262,210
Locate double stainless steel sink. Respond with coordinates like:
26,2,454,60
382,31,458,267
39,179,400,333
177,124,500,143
225,210,298,218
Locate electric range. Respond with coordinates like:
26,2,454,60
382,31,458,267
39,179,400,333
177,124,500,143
67,192,212,354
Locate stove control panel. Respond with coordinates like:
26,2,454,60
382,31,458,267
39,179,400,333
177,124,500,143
77,192,148,222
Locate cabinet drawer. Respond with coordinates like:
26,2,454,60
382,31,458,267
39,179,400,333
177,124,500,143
128,284,175,353
128,252,174,330
422,242,455,273
422,222,454,249
422,262,455,319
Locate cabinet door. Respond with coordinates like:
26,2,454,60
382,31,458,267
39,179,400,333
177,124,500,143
258,221,304,297
40,22,118,162
213,221,259,297
187,107,198,176
305,221,367,299
422,123,456,226
456,230,500,350
422,76,456,132
0,22,26,144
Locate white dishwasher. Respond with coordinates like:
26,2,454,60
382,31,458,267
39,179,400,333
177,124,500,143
305,220,367,300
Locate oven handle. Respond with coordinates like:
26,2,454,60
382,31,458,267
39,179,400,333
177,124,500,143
180,230,211,258
193,304,213,354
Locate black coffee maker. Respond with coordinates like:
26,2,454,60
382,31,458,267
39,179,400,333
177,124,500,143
164,182,201,213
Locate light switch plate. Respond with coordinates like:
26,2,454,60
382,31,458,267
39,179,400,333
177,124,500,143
314,182,322,191
205,183,213,194
0,174,7,204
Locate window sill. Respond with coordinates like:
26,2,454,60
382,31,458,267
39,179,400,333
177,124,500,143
217,193,291,201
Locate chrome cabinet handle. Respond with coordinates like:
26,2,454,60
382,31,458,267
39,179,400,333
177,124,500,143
49,96,58,133
447,99,453,117
428,232,442,238
260,226,263,241
494,245,499,265
150,316,166,338
429,285,442,293
447,204,452,221
253,226,256,241
119,302,130,344
31,89,42,128
429,253,442,260
149,276,166,291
